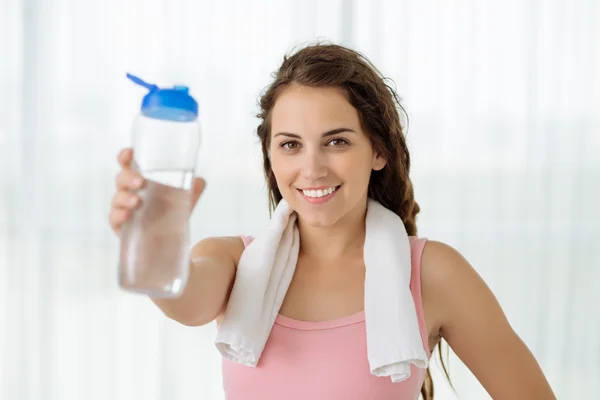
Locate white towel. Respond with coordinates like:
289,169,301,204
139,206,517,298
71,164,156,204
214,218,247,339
215,198,429,382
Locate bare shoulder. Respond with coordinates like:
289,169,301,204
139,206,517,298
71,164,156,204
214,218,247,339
420,239,474,281
420,240,482,297
420,239,499,332
418,240,479,337
190,235,246,266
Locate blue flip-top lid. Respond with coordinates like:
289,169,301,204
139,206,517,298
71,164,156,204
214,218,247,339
127,73,199,122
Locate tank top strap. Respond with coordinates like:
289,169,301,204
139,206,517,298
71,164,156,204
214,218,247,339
239,235,254,248
408,236,431,356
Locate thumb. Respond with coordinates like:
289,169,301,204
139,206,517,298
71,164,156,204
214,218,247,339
190,177,206,210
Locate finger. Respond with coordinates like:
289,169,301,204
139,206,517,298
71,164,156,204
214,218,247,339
191,177,206,208
117,148,133,169
111,191,140,210
109,208,130,235
115,169,144,190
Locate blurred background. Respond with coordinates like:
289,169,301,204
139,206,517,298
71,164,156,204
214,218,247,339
1,0,599,399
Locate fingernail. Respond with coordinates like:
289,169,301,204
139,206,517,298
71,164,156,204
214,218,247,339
130,196,138,206
132,177,143,187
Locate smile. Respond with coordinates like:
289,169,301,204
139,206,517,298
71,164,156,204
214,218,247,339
297,185,341,204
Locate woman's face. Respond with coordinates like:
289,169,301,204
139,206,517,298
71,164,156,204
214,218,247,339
269,85,386,227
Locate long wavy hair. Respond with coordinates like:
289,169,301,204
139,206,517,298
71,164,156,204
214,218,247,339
255,42,451,399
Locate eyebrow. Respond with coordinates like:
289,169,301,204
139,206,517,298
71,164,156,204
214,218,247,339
273,127,356,139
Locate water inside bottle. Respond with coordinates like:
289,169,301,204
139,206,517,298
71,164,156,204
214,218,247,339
119,169,194,297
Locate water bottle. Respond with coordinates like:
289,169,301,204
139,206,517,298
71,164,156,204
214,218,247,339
118,73,201,298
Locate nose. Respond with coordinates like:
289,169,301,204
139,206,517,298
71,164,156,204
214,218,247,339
301,147,328,181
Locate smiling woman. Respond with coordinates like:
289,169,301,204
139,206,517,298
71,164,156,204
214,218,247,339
4,0,599,399
230,43,554,399
113,40,553,399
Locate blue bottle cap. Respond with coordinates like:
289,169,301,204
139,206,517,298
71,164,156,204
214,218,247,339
127,73,199,122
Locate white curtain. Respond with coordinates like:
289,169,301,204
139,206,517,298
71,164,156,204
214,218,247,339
1,0,598,398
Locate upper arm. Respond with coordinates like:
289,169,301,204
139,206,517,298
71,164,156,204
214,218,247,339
190,235,245,271
421,241,556,400
192,236,247,324
150,235,244,326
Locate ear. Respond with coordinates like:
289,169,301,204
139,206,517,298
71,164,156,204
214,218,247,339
372,152,387,171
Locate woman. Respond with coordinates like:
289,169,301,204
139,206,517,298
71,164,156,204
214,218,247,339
109,43,555,399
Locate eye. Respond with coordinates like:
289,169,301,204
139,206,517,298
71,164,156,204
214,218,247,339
280,140,301,151
327,138,350,147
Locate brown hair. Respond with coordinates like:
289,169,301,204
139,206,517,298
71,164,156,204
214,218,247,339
255,42,451,399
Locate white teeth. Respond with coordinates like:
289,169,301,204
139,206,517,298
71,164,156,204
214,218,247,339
302,186,337,198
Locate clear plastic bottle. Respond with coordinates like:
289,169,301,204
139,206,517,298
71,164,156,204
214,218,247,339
118,73,201,298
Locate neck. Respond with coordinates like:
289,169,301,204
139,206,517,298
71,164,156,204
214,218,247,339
297,197,368,262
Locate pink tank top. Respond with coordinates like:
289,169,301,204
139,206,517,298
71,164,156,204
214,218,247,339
221,236,432,400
